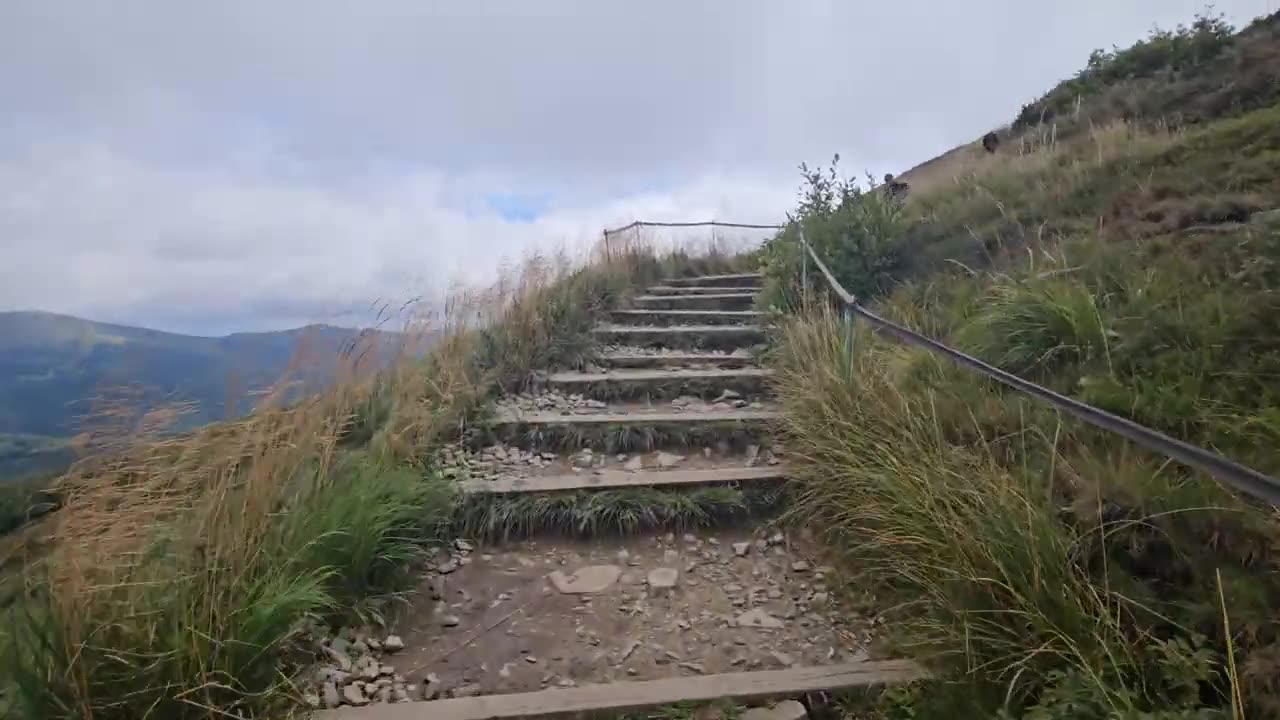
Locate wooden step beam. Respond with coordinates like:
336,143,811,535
633,293,758,310
544,367,773,401
313,661,927,720
664,272,764,288
594,351,757,369
646,286,759,296
461,465,787,493
611,309,764,326
593,324,766,350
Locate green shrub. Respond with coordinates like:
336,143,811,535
757,158,905,311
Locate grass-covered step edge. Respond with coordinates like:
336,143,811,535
593,324,766,350
543,367,773,401
453,482,790,540
610,309,765,326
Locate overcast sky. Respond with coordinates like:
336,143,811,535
1,1,1274,335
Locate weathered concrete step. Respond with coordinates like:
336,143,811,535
594,324,766,350
646,285,759,296
596,351,757,369
545,367,772,400
313,662,926,720
633,293,758,310
611,309,764,326
461,465,787,493
665,272,764,288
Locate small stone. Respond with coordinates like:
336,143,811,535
342,683,369,706
379,664,395,677
768,531,785,546
791,560,812,573
422,673,443,700
499,663,513,679
736,608,785,629
714,389,742,403
454,538,475,553
548,565,622,594
616,549,631,563
678,661,707,674
525,655,539,664
732,541,751,557
392,685,411,703
771,650,796,667
657,452,686,469
322,681,341,708
741,700,809,720
647,567,680,593
437,559,459,574
682,533,698,544
451,684,481,698
623,455,644,472
703,446,713,458
383,635,405,653
323,646,353,672
809,592,829,607
440,615,461,628
351,639,370,656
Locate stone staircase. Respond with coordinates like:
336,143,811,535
309,271,923,719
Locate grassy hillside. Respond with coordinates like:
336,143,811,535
0,311,403,479
762,10,1280,719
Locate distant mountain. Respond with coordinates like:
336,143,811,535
0,311,405,480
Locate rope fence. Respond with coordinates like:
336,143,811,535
603,218,1280,506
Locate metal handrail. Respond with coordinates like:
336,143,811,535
793,226,1280,507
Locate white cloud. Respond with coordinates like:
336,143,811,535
1,0,1274,333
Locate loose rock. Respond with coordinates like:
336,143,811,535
342,683,369,706
383,635,405,653
647,567,680,593
732,541,751,557
548,565,622,594
322,682,341,709
736,608,786,629
741,700,809,720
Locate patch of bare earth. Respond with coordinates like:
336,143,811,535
392,528,874,699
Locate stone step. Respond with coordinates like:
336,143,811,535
595,350,757,370
664,272,764,288
312,662,926,720
487,407,779,452
593,324,766,351
633,293,758,310
545,368,773,400
611,309,764,326
646,285,759,296
461,465,787,493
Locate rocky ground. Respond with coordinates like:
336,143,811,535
299,528,876,709
437,440,783,484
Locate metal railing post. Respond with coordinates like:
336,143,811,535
843,304,854,381
799,227,809,309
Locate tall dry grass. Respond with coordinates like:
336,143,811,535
770,308,1256,717
0,231,752,719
